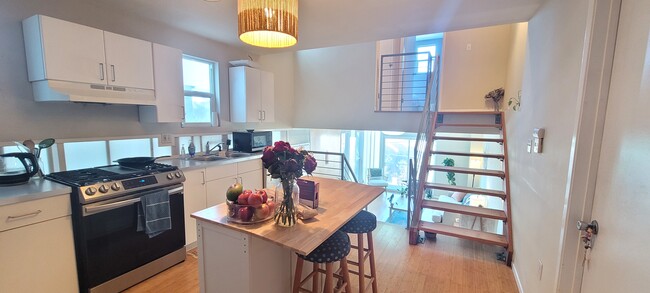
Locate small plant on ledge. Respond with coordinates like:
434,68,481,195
442,158,456,185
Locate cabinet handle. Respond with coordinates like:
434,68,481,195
258,110,262,121
7,210,42,221
201,171,205,185
262,110,266,121
99,63,105,80
111,65,116,82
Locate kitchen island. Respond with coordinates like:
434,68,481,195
191,177,384,293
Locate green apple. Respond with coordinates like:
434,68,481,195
226,183,243,202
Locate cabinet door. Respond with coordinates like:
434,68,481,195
35,15,106,84
229,66,262,123
260,70,275,122
240,169,263,191
206,177,238,207
139,43,184,123
183,169,207,245
103,31,154,89
0,216,78,292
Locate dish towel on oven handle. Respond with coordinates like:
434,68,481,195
136,190,172,238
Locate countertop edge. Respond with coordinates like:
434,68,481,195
0,179,72,207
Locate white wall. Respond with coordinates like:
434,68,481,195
504,23,528,110
292,42,423,132
0,0,292,143
438,25,514,111
505,0,589,292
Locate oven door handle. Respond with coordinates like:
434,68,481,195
84,198,141,216
84,186,184,216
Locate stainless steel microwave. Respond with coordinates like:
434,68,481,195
232,131,273,153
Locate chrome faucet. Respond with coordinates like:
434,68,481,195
207,142,226,155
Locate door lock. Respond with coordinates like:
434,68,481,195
577,220,598,234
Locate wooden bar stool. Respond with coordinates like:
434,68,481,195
293,230,352,293
340,210,378,293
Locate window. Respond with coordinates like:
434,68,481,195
182,55,219,126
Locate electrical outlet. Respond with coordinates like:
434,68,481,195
538,259,543,280
160,134,174,146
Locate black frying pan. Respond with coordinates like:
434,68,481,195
114,156,170,168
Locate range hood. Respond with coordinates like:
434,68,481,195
32,80,156,105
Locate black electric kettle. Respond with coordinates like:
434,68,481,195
0,152,40,185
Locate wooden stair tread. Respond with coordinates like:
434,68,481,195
436,123,501,128
424,183,506,199
437,111,501,115
428,166,505,178
433,136,503,143
421,200,507,220
430,151,504,160
419,221,508,247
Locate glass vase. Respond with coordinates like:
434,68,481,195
274,178,299,227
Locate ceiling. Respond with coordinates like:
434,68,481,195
96,0,543,55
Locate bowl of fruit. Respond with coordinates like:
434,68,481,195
225,183,276,224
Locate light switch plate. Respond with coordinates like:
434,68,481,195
527,139,532,153
160,134,174,146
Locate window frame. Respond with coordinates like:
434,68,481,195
181,55,220,127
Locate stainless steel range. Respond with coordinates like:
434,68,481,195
47,163,186,293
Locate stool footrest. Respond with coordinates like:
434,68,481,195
347,250,372,267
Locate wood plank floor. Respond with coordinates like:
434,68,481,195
125,222,518,293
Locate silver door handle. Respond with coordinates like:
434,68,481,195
262,110,266,120
7,210,42,221
99,63,105,80
111,65,116,82
85,198,141,215
258,110,262,121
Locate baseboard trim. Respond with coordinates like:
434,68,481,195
512,262,524,293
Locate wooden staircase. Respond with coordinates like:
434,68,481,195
409,111,514,266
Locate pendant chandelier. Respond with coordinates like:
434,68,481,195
238,0,298,48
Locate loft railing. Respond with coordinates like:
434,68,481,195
406,56,441,228
308,151,358,183
377,52,438,112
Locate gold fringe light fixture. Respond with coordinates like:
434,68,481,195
238,0,298,48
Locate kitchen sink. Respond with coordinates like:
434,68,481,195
226,153,251,158
189,155,229,161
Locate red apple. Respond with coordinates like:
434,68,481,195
266,201,277,213
239,207,253,221
248,193,263,206
243,189,254,197
254,204,271,219
237,193,249,205
256,189,268,203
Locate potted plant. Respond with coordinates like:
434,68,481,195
442,158,456,185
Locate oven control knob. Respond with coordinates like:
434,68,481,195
98,185,109,193
85,187,97,196
174,172,182,178
111,183,121,191
166,173,174,180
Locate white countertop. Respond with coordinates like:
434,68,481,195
158,154,262,171
0,178,71,206
0,154,262,207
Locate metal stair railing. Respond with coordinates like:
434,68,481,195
407,56,441,230
308,151,358,183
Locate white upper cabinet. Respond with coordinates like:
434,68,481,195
23,15,154,90
139,43,184,123
25,15,106,84
229,66,275,123
103,32,154,89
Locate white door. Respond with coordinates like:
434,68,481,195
39,16,105,84
580,1,650,291
103,31,154,89
245,67,263,122
183,169,207,245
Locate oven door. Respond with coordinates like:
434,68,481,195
77,185,185,290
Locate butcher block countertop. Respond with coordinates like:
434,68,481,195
191,176,384,255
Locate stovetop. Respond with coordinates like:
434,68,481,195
46,163,185,204
47,163,178,186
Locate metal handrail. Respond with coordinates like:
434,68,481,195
308,150,358,183
407,56,441,229
378,52,436,112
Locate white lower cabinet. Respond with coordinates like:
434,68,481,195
182,168,207,246
183,159,264,246
0,195,78,292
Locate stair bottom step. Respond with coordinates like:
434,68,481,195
419,221,508,247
